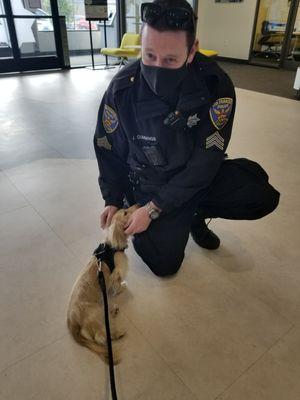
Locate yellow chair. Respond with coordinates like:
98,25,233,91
198,48,218,58
101,33,141,67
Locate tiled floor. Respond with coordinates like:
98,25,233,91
0,68,300,400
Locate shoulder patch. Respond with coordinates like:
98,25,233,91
102,104,119,134
97,136,112,151
209,97,233,130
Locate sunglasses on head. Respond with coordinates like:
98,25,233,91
141,2,196,30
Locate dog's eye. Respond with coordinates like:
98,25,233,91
124,211,127,216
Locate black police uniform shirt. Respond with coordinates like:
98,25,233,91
94,52,236,213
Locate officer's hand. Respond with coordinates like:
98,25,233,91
124,207,151,235
100,205,119,229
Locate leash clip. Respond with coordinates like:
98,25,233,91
97,259,103,272
94,243,107,273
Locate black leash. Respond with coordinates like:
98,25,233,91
94,243,119,400
97,266,118,400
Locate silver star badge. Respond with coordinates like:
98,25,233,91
187,114,200,128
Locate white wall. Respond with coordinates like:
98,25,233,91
196,0,258,60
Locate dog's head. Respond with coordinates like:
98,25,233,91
106,205,139,250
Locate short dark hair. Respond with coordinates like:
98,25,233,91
141,0,197,51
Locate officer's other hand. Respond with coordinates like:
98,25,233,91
124,207,151,235
100,205,119,229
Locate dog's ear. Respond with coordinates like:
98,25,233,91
107,219,127,250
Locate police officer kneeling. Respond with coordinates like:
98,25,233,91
94,0,280,277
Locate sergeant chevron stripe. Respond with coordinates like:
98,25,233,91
206,131,224,150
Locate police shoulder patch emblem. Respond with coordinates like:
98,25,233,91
102,104,119,134
209,97,233,130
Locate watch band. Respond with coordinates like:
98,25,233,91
145,202,161,220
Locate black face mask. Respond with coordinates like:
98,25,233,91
140,58,189,98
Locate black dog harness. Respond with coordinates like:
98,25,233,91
93,243,125,273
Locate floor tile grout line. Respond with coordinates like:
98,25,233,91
1,163,89,249
2,154,75,182
1,171,37,205
29,134,70,160
213,323,295,400
1,169,35,212
1,171,84,259
28,203,84,262
251,299,294,330
13,192,87,277
0,333,68,376
236,288,295,330
0,204,30,218
3,158,104,267
122,311,199,400
203,252,296,329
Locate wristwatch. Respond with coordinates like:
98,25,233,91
145,202,161,220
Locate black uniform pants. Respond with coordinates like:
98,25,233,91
131,158,280,277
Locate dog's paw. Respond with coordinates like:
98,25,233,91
95,331,106,345
111,327,127,340
109,271,125,296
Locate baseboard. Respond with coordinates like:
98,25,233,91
69,49,101,56
216,56,249,64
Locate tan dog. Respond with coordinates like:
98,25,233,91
67,205,138,364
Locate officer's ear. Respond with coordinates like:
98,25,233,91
187,39,199,65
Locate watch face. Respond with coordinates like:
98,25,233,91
149,209,160,220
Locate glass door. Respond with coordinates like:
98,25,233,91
57,0,118,67
250,0,292,67
0,0,14,64
0,0,66,73
124,0,196,34
250,0,300,69
125,0,142,34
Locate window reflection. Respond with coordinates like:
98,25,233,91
0,18,13,58
14,18,56,57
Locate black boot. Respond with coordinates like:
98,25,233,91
190,216,220,250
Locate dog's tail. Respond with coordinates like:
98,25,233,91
67,318,121,365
